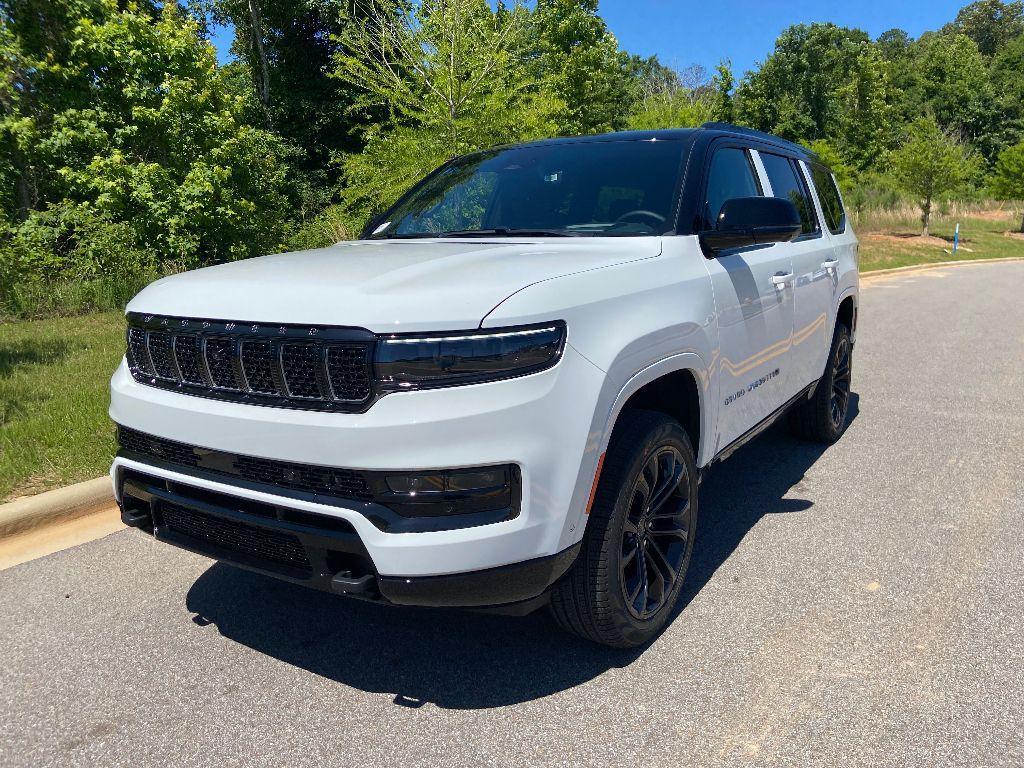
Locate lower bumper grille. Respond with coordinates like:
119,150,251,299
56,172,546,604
117,425,374,502
161,501,311,571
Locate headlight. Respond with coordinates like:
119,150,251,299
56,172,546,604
375,321,566,389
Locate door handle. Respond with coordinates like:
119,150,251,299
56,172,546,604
770,271,794,290
821,258,839,270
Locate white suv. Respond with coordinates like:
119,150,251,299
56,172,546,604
110,123,858,647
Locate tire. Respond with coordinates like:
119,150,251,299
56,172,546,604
789,322,853,443
549,410,699,648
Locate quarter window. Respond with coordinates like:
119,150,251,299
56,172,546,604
759,153,817,236
809,163,847,235
704,147,761,228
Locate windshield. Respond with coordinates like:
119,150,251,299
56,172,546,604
367,139,687,239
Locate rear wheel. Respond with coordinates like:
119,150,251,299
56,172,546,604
549,410,698,648
789,322,853,443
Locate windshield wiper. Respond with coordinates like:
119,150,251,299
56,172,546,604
437,228,577,238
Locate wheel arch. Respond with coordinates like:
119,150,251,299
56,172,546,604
836,292,856,335
559,353,709,569
599,353,711,469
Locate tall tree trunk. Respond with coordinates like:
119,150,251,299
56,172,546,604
921,196,931,237
12,149,35,221
247,0,272,127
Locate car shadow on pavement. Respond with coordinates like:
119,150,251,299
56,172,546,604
675,392,859,616
185,394,858,709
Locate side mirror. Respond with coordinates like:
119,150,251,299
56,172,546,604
699,197,802,256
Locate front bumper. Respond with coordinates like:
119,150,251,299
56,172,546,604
118,467,580,609
109,342,605,582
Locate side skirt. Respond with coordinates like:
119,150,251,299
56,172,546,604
708,380,819,466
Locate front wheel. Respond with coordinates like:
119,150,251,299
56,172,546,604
789,322,853,443
549,410,698,648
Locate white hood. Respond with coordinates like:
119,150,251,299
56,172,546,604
127,238,661,332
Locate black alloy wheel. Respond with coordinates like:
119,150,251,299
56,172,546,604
789,322,854,444
829,334,852,429
549,410,699,648
620,447,693,620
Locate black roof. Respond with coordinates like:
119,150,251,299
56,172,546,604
513,122,816,161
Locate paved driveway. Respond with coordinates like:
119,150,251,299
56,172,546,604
2,261,1022,767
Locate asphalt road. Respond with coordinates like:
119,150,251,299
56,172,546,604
2,261,1023,768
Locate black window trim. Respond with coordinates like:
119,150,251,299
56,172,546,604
755,149,822,243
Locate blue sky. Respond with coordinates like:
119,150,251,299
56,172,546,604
210,0,967,77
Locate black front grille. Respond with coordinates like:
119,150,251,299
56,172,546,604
148,332,177,380
240,341,279,395
174,335,205,385
118,426,374,502
233,454,374,499
282,344,322,398
160,501,311,571
119,426,200,468
327,346,372,402
204,337,240,389
127,328,152,375
125,313,375,411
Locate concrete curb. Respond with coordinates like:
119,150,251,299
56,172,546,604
860,256,1024,279
0,477,114,539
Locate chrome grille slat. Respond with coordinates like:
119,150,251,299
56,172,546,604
125,314,375,411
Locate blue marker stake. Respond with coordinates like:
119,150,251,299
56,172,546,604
953,222,959,254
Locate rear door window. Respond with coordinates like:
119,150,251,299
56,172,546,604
808,163,847,235
759,152,818,236
703,147,761,228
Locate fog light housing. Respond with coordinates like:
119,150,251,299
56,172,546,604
378,465,519,518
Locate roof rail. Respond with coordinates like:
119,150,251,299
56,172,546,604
699,122,811,156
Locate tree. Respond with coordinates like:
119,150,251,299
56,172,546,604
735,24,897,170
626,63,716,130
904,32,1002,162
331,0,561,217
945,0,1024,56
890,116,976,236
195,0,392,217
531,0,635,135
0,0,292,267
990,33,1024,147
989,141,1024,231
712,60,735,123
877,28,912,60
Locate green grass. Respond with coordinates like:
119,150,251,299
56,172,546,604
856,208,1024,272
1,211,1022,501
0,312,124,501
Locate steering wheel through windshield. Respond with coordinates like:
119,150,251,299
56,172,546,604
614,209,666,229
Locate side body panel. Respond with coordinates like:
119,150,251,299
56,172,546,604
815,171,861,342
690,140,797,451
752,151,835,390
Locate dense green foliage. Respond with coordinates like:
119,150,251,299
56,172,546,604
0,0,292,315
1,0,1022,318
